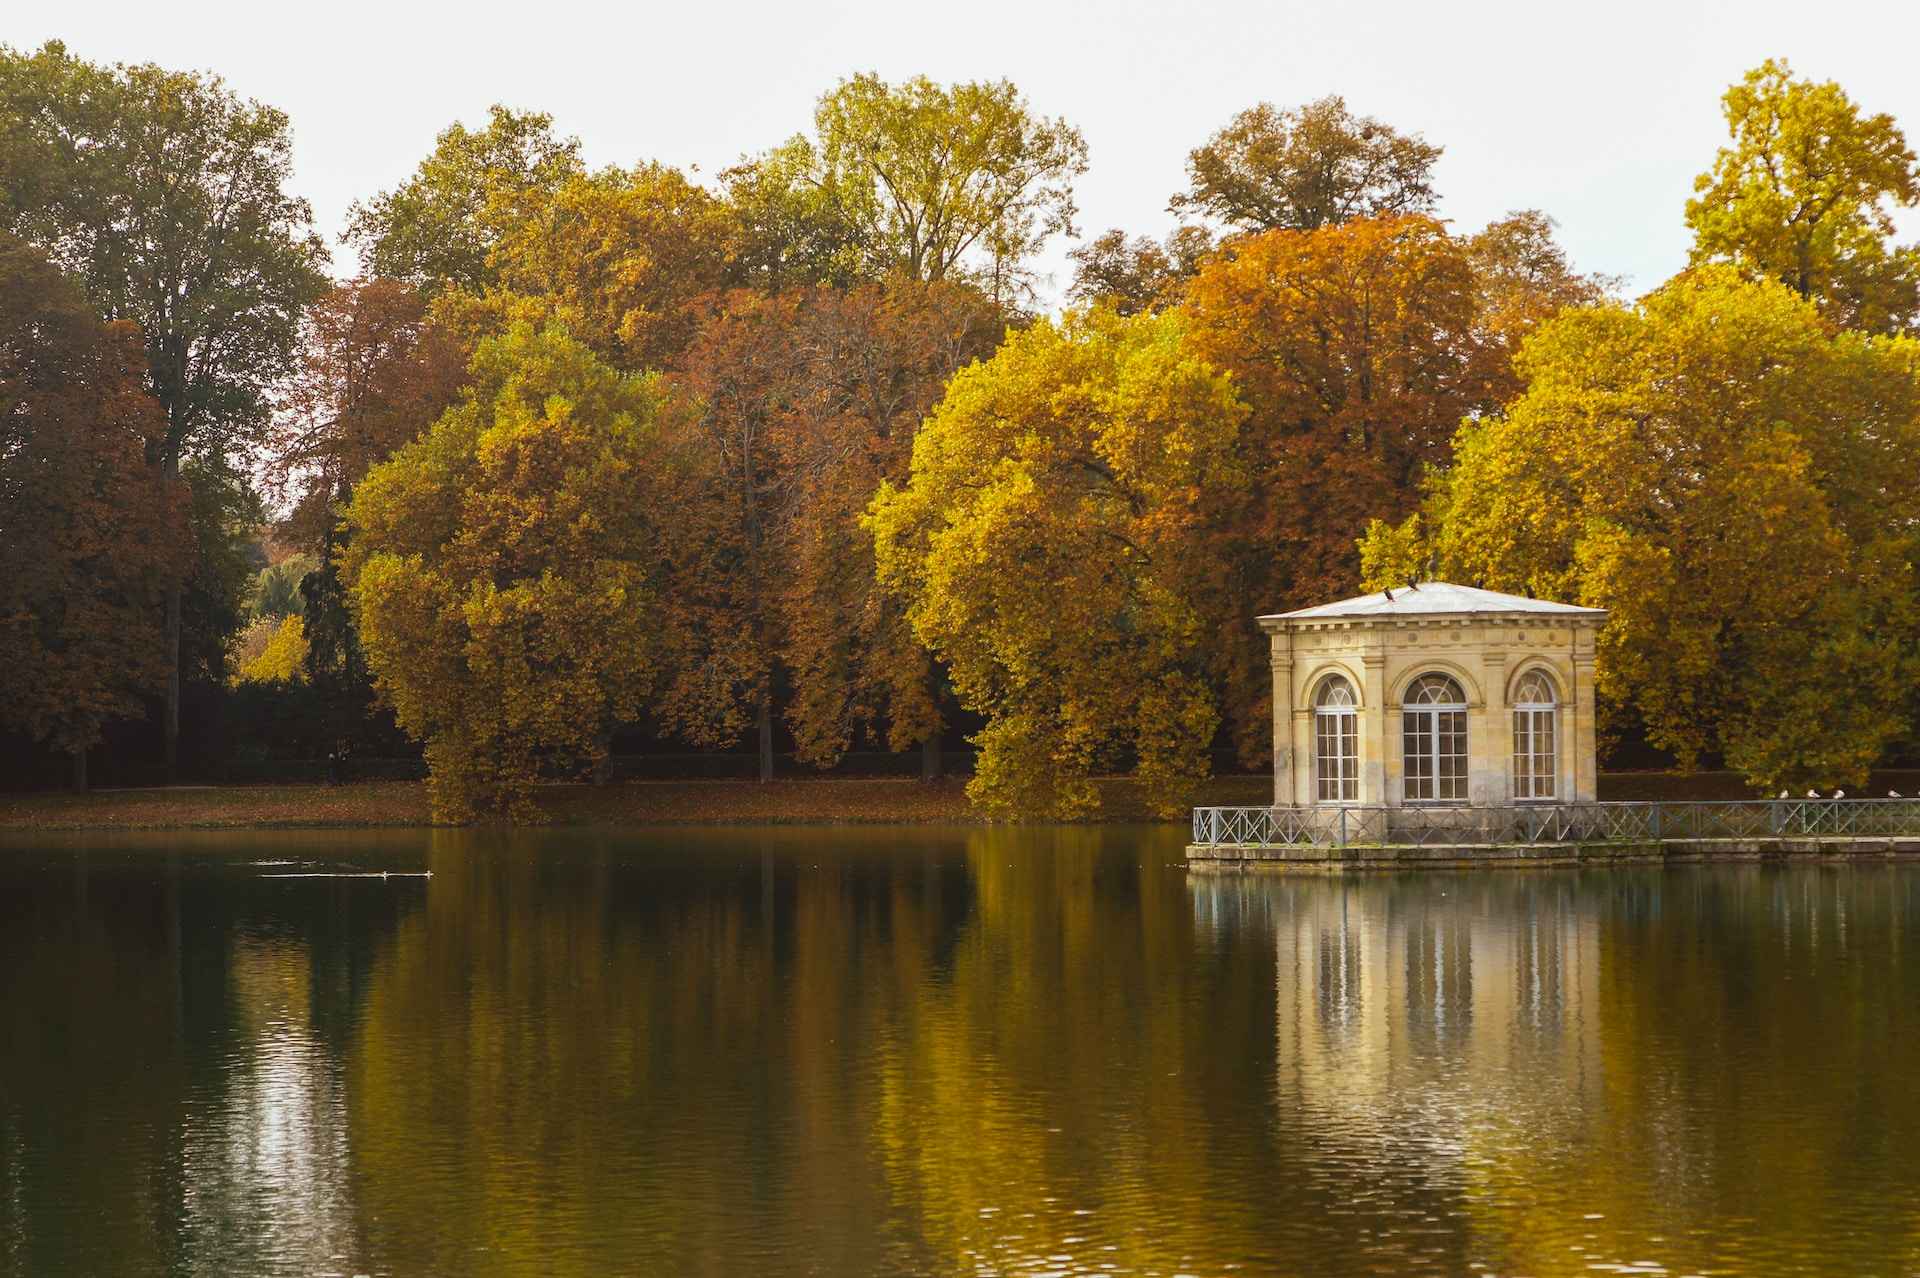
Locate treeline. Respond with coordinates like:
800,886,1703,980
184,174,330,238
2,46,1917,817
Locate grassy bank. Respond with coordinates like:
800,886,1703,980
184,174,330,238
0,774,1276,832
8,769,1918,833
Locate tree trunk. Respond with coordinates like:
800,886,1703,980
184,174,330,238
757,694,774,784
159,448,182,784
163,583,181,781
71,746,88,793
921,733,942,782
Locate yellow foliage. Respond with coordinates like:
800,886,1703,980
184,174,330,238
1687,58,1920,335
234,615,308,684
868,307,1245,818
341,322,674,822
1367,266,1920,788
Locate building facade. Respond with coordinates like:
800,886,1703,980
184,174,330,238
1260,583,1607,809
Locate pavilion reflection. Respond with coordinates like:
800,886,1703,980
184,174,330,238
1192,873,1605,1157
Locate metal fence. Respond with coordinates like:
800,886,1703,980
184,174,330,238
1189,799,1920,849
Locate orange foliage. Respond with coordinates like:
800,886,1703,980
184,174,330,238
0,235,189,758
1182,214,1500,759
659,280,1001,767
270,278,469,548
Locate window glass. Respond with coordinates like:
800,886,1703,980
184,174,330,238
1314,675,1358,802
1403,673,1466,802
1512,670,1559,800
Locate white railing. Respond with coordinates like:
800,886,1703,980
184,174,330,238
1189,799,1920,849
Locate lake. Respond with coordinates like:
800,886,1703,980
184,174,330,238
1,827,1916,1277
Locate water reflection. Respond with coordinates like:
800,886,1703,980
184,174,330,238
1194,868,1920,1275
0,833,1918,1276
177,938,360,1269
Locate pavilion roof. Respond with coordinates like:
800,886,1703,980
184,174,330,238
1261,581,1607,623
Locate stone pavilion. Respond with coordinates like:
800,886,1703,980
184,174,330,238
1260,582,1608,809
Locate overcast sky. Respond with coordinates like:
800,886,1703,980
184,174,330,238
10,0,1920,307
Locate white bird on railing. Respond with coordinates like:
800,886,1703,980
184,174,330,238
1778,790,1789,799
1891,790,1903,799
1834,789,1846,799
1807,789,1820,799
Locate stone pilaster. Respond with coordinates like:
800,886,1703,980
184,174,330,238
1482,649,1509,805
1362,648,1389,806
1572,645,1600,802
1270,628,1294,807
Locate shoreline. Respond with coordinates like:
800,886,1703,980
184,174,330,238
8,769,1918,834
0,775,1274,833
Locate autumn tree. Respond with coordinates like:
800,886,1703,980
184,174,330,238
0,41,329,775
869,308,1246,818
490,163,741,369
1688,59,1920,335
776,279,1001,776
1466,210,1614,382
732,74,1088,301
271,278,469,754
342,323,678,821
720,138,867,291
1066,225,1216,315
1181,214,1497,760
651,280,1002,781
233,616,308,685
1170,96,1441,233
346,105,584,294
0,235,186,788
272,278,469,547
653,292,801,781
1363,267,1920,789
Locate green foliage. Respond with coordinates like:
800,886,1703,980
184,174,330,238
250,555,318,622
342,323,676,821
738,74,1088,302
346,105,584,293
869,308,1246,818
1066,225,1216,315
178,457,264,689
0,41,329,462
1687,58,1920,334
0,40,329,771
1171,95,1441,232
720,138,868,291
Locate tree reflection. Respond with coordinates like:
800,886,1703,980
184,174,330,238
5,837,1920,1275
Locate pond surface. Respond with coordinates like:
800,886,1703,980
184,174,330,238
1,827,1916,1277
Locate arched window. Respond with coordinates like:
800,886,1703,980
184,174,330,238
1314,675,1358,802
1511,669,1559,801
1403,674,1467,803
